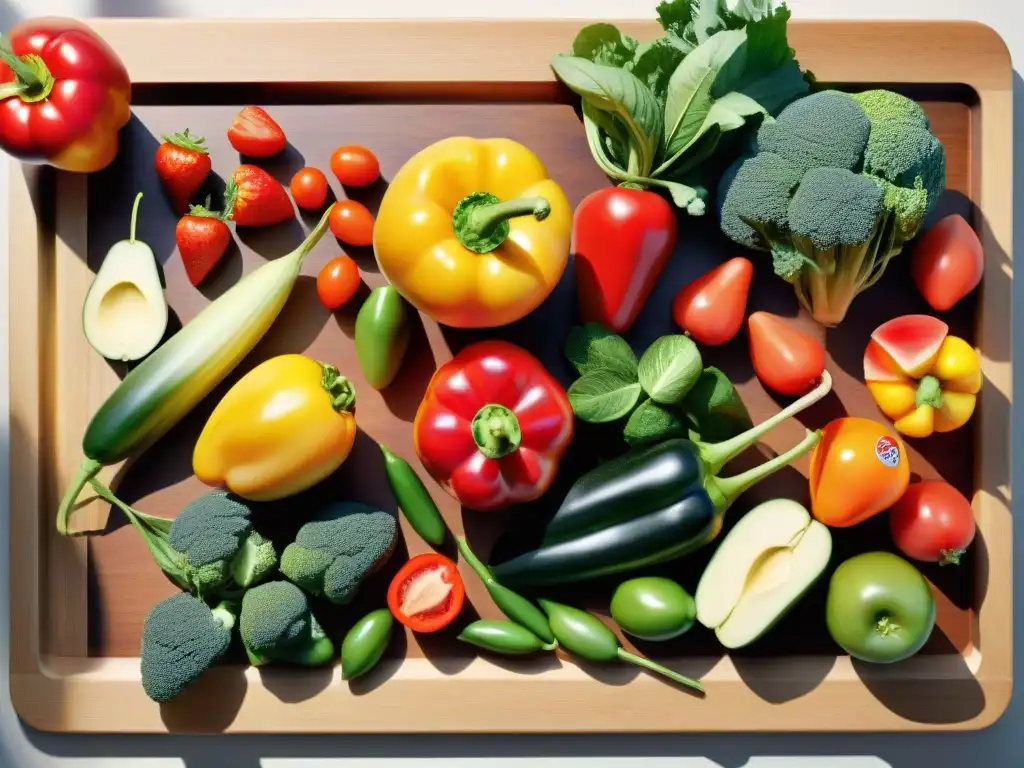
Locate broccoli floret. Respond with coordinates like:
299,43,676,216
716,87,947,326
140,593,235,702
168,490,278,596
238,580,334,666
280,502,397,605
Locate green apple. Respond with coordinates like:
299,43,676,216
826,551,936,663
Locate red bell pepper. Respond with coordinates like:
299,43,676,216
413,340,574,512
573,187,678,334
0,18,131,173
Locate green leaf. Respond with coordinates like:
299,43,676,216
623,399,688,447
565,323,638,378
657,0,768,52
628,38,686,108
571,23,639,67
582,105,630,179
568,371,643,423
551,55,663,176
637,335,703,405
681,366,753,442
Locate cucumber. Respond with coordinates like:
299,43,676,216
56,205,336,535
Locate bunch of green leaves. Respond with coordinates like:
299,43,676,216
551,0,809,214
564,324,752,447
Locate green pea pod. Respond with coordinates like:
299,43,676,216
355,285,410,390
341,608,394,681
380,444,447,546
457,537,555,644
538,599,704,694
458,620,557,655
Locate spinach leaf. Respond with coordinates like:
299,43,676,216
551,55,663,176
568,371,644,424
637,335,703,405
681,366,753,442
565,323,638,378
657,0,769,53
628,39,685,109
624,399,688,447
572,23,639,67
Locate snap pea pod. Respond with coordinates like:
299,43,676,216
458,620,557,655
539,599,704,694
341,609,394,681
381,444,447,546
457,537,555,644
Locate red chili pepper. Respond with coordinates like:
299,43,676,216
0,18,130,173
573,187,678,334
387,553,465,633
413,340,574,512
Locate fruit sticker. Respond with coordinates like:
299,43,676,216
875,436,901,468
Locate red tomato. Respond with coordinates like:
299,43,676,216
330,145,381,187
747,311,826,397
329,200,375,246
911,214,984,312
672,257,753,346
890,480,976,565
316,256,361,310
387,553,465,633
290,167,329,210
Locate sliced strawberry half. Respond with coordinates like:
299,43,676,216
864,315,949,381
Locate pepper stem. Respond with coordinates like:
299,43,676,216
452,192,551,254
128,192,143,244
706,429,822,513
916,375,945,409
319,362,356,412
699,371,833,477
471,404,522,459
940,548,966,566
0,35,41,91
616,649,704,694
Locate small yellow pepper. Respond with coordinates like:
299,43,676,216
193,354,357,501
866,330,982,439
373,137,572,329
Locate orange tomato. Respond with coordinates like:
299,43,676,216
809,417,910,528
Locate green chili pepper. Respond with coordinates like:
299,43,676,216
458,619,557,655
538,599,704,694
341,608,394,681
380,444,447,546
355,285,410,390
457,537,555,644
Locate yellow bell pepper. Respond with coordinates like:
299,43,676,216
373,137,572,329
193,354,357,501
866,333,982,439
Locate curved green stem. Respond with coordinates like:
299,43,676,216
55,458,103,535
0,36,41,91
616,649,704,693
457,536,494,583
453,192,551,254
128,192,143,244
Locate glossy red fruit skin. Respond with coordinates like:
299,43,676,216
227,106,287,158
229,165,294,227
672,257,753,346
176,216,231,286
573,187,677,334
911,214,984,312
747,311,826,397
889,480,976,565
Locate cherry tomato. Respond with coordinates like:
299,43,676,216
316,256,361,310
747,311,826,397
329,200,375,246
911,214,984,312
672,257,753,346
289,167,329,210
890,480,976,565
330,145,380,187
387,553,465,633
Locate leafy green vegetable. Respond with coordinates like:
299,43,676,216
624,399,688,447
637,335,703,405
565,323,638,378
568,371,644,423
681,366,753,442
552,1,808,215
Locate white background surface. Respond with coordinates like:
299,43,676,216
1,0,1021,766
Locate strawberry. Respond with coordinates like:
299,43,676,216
227,165,294,227
155,129,211,214
176,197,234,286
227,106,287,157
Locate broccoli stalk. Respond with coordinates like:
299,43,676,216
239,581,335,666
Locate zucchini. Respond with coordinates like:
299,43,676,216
56,205,336,535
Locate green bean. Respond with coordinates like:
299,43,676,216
457,537,555,644
341,609,394,681
538,599,704,694
458,620,558,655
381,445,447,546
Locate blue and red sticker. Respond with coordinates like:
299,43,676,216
875,435,902,468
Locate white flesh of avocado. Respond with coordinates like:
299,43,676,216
82,193,168,362
695,499,832,649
